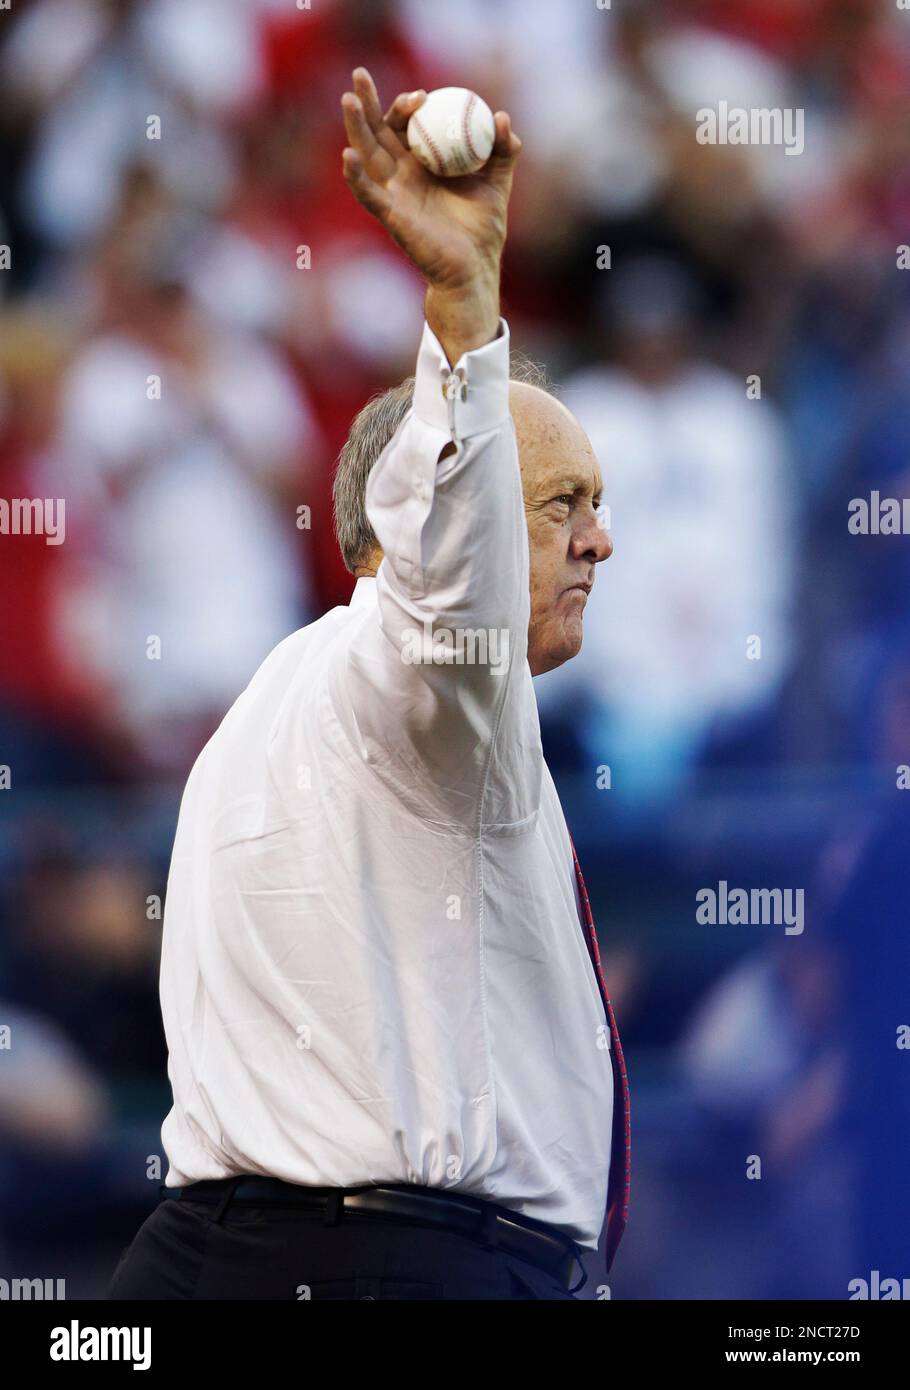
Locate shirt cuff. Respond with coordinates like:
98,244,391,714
411,316,511,440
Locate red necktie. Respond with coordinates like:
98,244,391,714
569,834,631,1274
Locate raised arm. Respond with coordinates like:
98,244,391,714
327,70,534,828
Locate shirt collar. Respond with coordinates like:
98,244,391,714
348,575,378,615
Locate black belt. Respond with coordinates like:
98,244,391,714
161,1176,586,1291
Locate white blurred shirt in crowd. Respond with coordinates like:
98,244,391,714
535,359,793,782
53,325,316,758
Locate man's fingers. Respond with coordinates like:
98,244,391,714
341,91,378,158
491,110,522,164
341,92,394,178
353,68,423,159
352,67,384,129
341,147,392,220
384,89,427,136
483,110,522,194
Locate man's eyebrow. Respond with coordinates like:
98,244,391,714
545,476,603,497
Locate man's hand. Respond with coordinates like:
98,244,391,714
341,67,521,365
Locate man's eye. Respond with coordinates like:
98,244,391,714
553,494,573,507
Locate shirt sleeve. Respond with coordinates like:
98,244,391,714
327,316,535,828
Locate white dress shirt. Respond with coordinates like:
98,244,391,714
159,317,613,1247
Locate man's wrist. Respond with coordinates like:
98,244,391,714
425,267,501,368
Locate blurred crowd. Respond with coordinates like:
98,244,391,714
1,0,909,1297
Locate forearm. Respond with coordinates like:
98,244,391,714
425,260,501,368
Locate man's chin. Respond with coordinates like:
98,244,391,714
530,624,583,676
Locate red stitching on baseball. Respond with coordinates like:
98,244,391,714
410,112,445,176
463,92,479,166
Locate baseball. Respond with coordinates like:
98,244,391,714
407,87,496,178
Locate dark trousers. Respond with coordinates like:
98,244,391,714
106,1191,583,1300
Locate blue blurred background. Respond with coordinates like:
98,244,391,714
1,0,909,1299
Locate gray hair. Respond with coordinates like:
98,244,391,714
332,351,558,575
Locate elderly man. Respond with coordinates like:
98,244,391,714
108,68,627,1302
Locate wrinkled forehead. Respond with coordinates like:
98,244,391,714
508,382,602,496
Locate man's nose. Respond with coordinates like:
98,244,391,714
576,515,613,563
